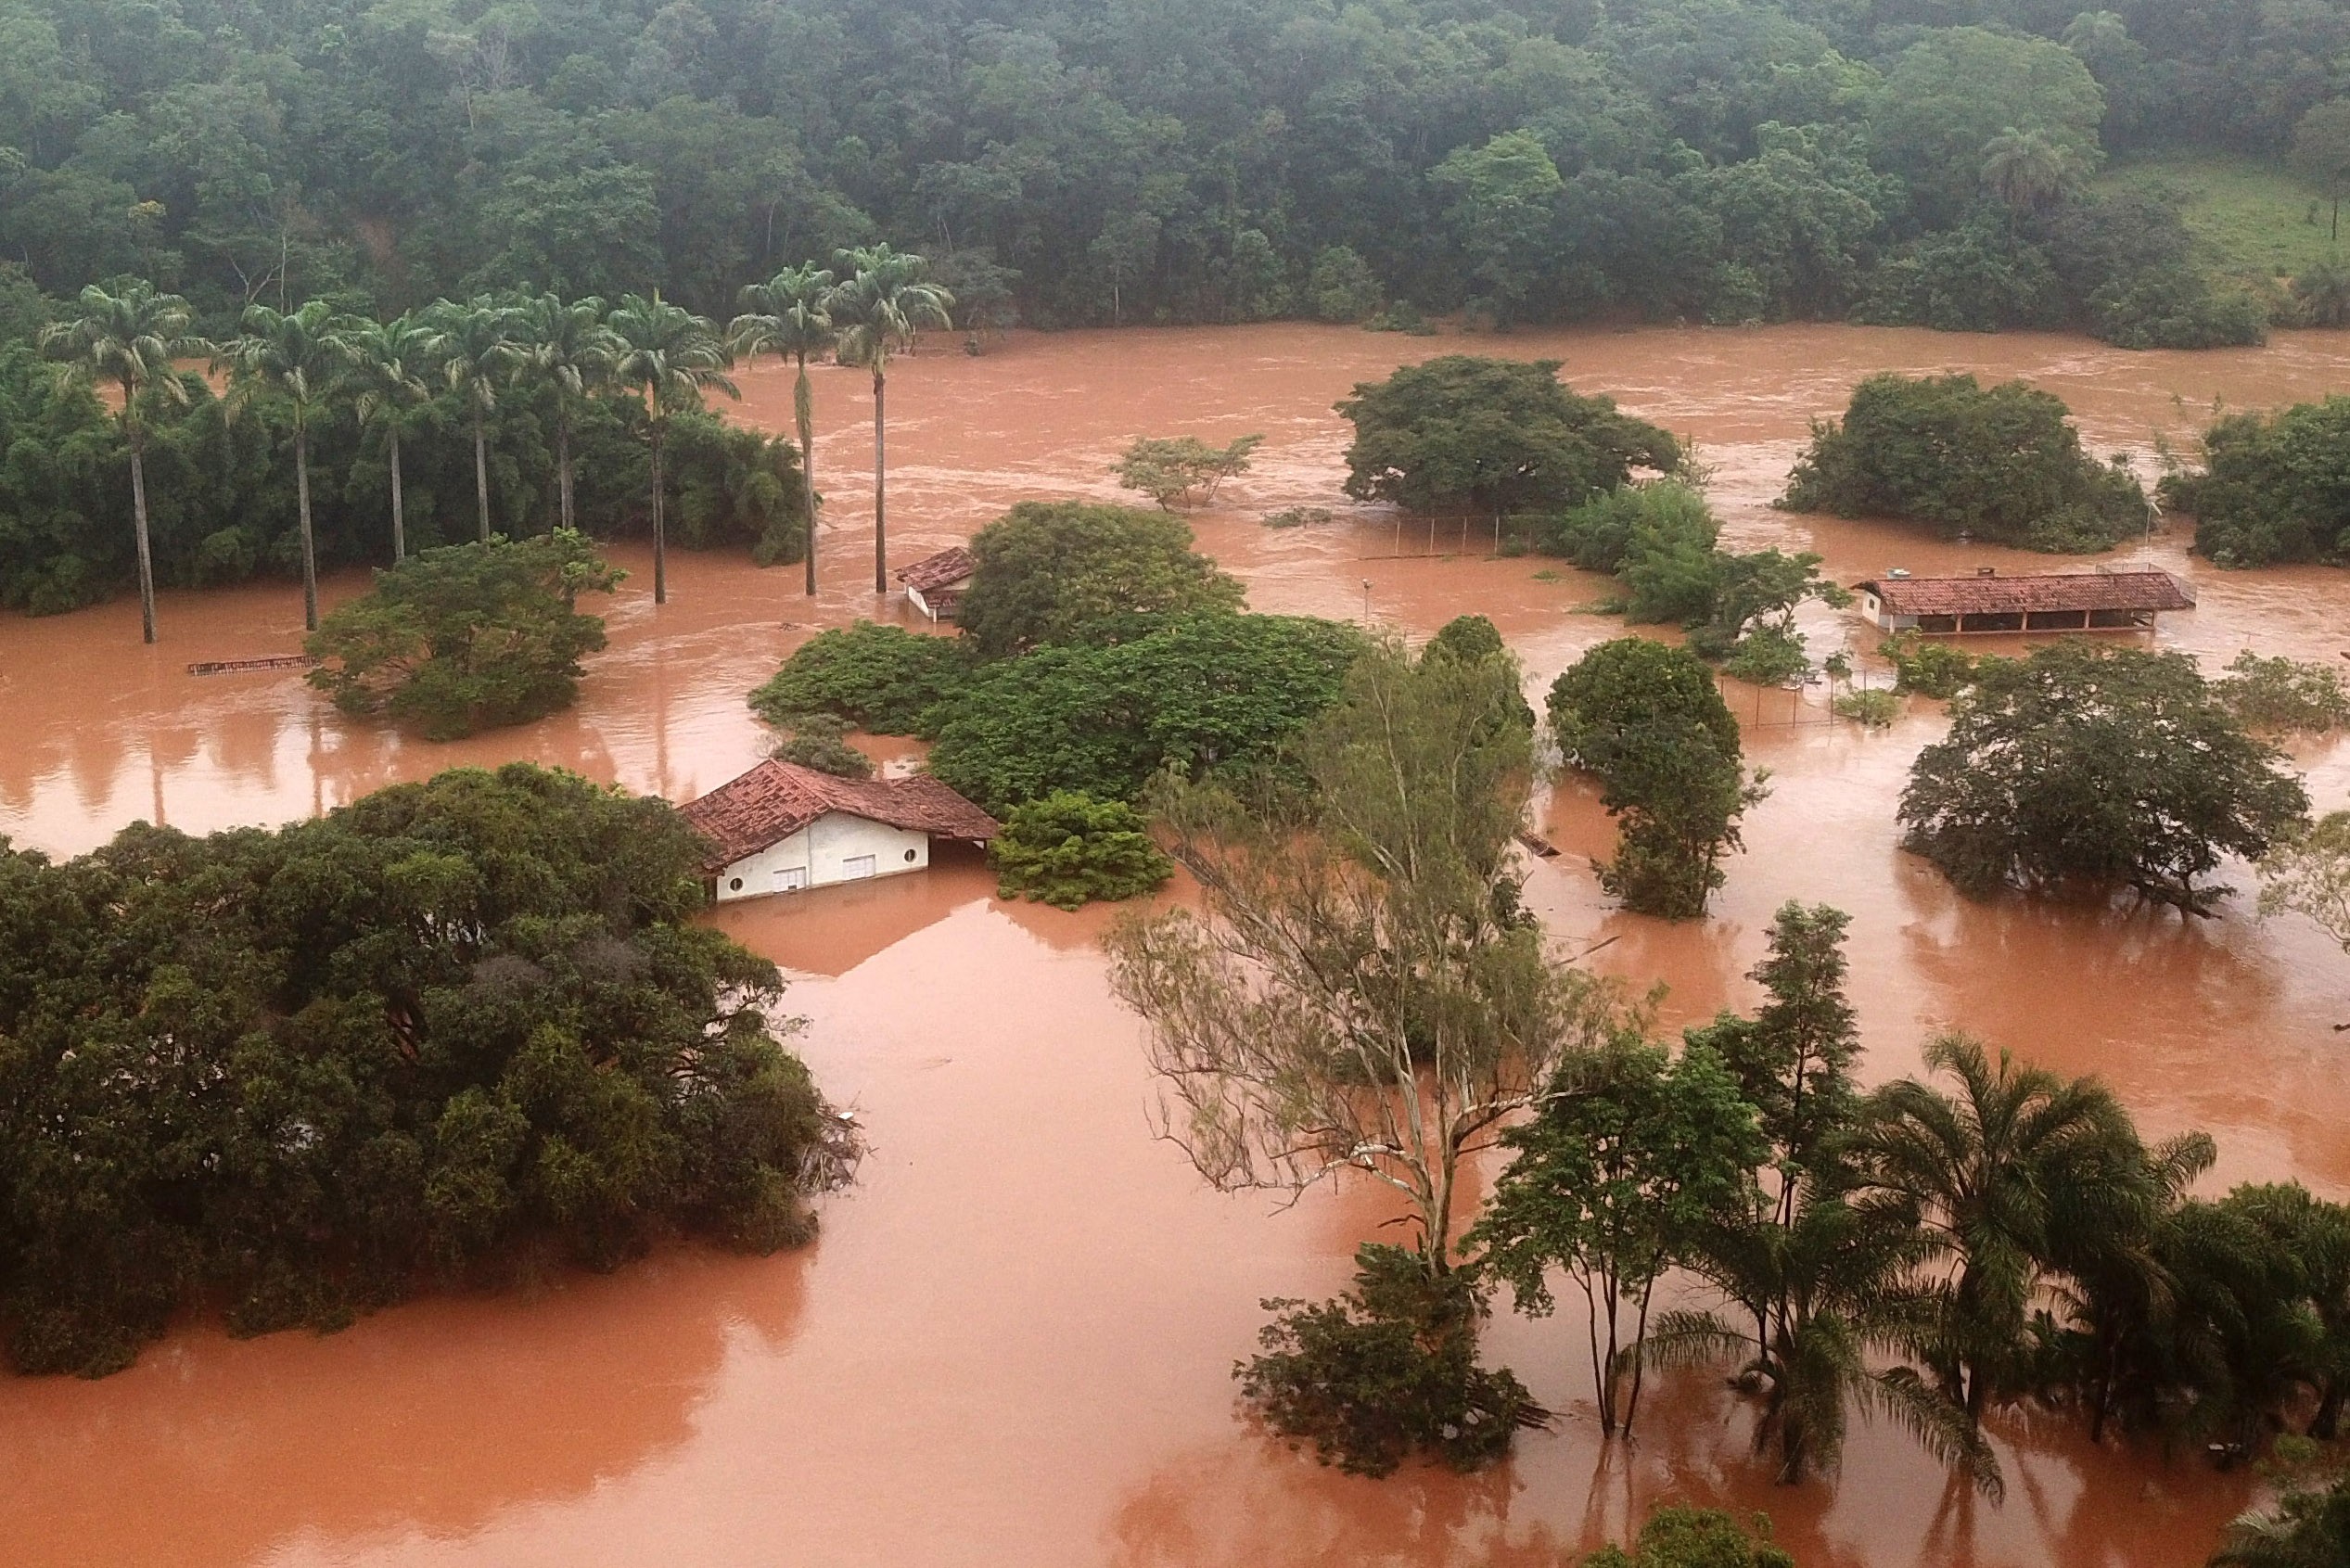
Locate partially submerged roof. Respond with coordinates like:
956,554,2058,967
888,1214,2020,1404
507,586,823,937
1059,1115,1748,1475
680,759,1001,867
1851,569,2195,618
895,545,977,594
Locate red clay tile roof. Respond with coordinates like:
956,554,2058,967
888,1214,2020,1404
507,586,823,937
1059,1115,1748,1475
680,759,1001,867
895,545,977,594
1853,569,2195,618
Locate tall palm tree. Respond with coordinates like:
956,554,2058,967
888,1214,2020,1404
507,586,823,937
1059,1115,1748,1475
1853,1034,2140,1422
607,293,736,605
219,300,352,631
729,265,835,595
1647,1176,2000,1498
828,245,953,593
37,280,204,644
332,314,438,561
425,296,519,542
511,292,617,533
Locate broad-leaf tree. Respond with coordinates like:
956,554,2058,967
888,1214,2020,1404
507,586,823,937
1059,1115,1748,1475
729,265,836,595
828,245,953,593
607,292,737,605
955,500,1244,658
35,280,203,643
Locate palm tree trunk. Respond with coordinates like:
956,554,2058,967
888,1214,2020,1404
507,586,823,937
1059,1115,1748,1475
389,427,406,561
797,357,818,596
128,434,157,645
557,412,575,533
872,363,888,594
472,407,492,542
296,423,318,632
651,423,667,606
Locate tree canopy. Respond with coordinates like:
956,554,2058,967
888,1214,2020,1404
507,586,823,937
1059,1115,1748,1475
1339,358,1680,519
306,529,623,740
1898,643,2309,913
0,764,839,1376
956,500,1245,659
1782,373,2149,552
2162,397,2350,567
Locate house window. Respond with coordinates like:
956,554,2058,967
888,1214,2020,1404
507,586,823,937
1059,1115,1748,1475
728,877,744,892
775,866,809,891
903,848,919,862
842,854,877,880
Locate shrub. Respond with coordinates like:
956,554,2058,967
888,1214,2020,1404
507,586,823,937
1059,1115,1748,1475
2215,651,2350,733
1582,1506,1796,1568
1781,373,2148,552
1879,632,1983,698
1236,1244,1539,1478
990,792,1174,909
768,712,874,778
1833,689,1901,728
748,621,973,733
926,613,1367,813
957,500,1245,658
1338,357,1679,518
2162,398,2350,567
1899,643,2309,912
1720,624,1810,686
1261,506,1332,529
1307,245,1383,323
305,529,622,741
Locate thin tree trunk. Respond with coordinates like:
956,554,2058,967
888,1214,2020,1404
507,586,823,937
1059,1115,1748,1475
872,363,888,594
296,423,318,631
1623,1276,1659,1437
797,357,818,596
128,434,156,645
473,408,492,542
557,413,574,533
389,427,406,561
652,424,667,606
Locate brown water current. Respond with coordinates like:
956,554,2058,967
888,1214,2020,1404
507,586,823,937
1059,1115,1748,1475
5,322,2350,1565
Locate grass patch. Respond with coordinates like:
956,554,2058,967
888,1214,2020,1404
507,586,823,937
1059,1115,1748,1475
2097,152,2344,283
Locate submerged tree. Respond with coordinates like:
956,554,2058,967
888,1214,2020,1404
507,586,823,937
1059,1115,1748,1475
35,280,203,644
1113,434,1262,510
1105,641,1604,1277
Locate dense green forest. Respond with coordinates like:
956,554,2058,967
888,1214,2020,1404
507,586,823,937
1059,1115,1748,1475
0,0,2341,345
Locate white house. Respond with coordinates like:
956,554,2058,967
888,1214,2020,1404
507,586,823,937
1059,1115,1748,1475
681,759,1001,902
894,545,977,622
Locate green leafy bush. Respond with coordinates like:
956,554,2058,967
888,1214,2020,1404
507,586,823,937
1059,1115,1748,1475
927,613,1367,813
748,621,973,733
1236,1244,1539,1478
306,529,622,740
1582,1507,1795,1568
768,712,875,777
1782,373,2149,552
2215,651,2350,733
1879,632,1984,699
2162,398,2350,567
956,500,1245,658
1720,624,1810,686
1338,357,1679,518
0,764,837,1376
990,792,1174,909
1833,688,1901,728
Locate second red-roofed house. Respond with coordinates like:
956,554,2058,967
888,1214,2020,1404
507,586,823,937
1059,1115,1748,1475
680,759,1001,900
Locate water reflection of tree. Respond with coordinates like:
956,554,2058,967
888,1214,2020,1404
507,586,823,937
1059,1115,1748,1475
0,1247,811,1568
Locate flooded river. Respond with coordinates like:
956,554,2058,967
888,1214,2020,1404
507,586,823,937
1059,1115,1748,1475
4,323,2350,1566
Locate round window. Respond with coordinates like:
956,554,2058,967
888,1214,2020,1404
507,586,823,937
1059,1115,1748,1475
904,848,919,862
728,877,744,891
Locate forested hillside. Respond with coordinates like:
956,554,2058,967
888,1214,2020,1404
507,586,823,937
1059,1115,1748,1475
0,0,2343,345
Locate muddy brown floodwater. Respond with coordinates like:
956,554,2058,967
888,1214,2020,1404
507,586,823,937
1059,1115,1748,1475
4,322,2350,1567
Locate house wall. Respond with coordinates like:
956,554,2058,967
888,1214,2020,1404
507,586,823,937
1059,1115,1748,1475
713,811,932,901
